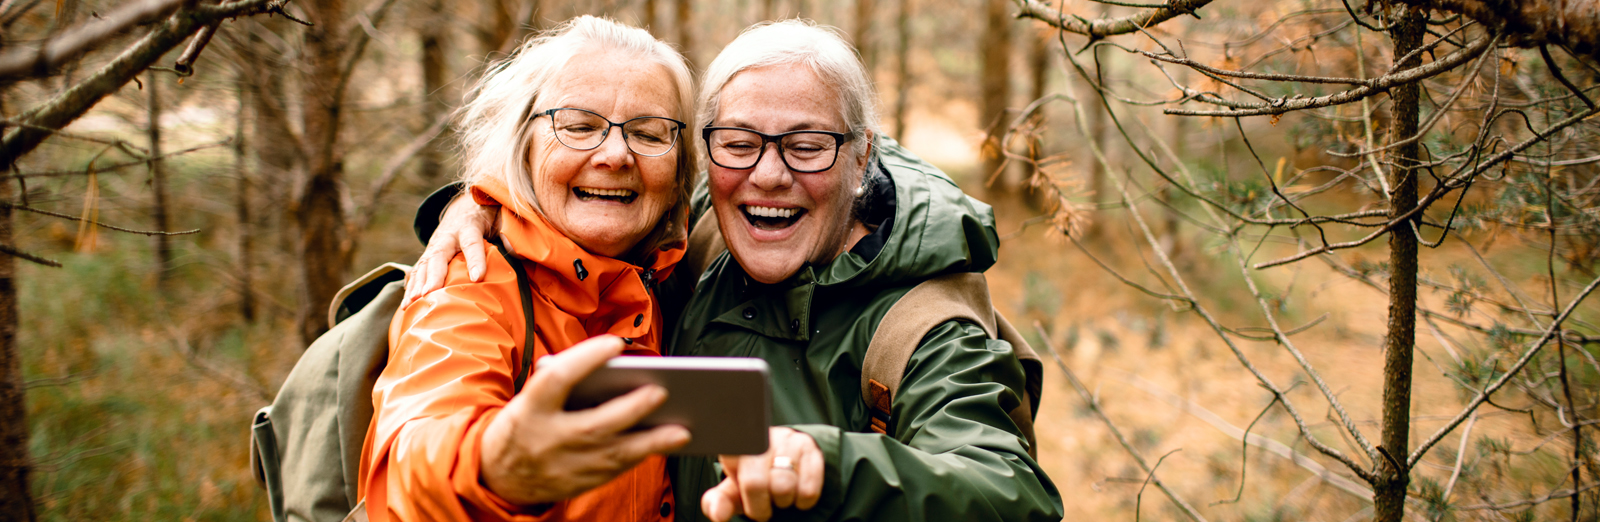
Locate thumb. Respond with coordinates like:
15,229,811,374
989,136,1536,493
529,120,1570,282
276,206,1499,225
520,335,626,414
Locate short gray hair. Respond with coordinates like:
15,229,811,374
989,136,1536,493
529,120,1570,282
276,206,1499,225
455,16,698,253
698,20,881,155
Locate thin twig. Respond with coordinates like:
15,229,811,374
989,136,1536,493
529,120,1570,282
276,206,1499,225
352,113,450,233
1457,482,1600,511
0,0,186,79
1438,412,1476,507
1408,273,1600,468
1032,323,1210,522
5,203,199,236
1164,33,1496,117
1107,368,1376,500
0,242,61,267
1136,450,1183,522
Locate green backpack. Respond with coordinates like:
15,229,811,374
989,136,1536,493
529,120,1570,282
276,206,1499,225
250,241,537,522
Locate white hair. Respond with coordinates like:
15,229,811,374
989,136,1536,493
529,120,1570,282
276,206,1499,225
455,16,698,254
698,20,881,155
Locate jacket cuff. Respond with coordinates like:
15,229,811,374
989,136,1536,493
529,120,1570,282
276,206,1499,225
454,408,562,520
786,424,845,519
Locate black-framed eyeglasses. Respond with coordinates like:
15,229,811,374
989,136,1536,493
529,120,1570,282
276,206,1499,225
701,126,852,173
532,107,686,157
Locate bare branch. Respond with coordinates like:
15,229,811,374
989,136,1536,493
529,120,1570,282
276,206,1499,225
1408,273,1600,468
0,242,61,267
1109,172,1379,480
1164,32,1497,117
1108,368,1377,501
1394,0,1600,61
3,203,199,236
1014,0,1213,41
172,22,221,77
1032,324,1210,522
1457,481,1600,511
0,0,186,80
1539,45,1596,109
3,140,231,180
351,113,451,234
1,0,285,163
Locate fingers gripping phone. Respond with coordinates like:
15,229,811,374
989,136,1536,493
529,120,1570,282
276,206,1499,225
564,356,771,455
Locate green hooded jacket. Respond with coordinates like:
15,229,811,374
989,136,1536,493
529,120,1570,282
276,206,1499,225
666,137,1064,522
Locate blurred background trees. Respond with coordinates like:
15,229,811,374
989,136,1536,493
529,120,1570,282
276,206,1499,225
0,0,1594,520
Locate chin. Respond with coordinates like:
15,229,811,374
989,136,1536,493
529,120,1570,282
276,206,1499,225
731,249,804,284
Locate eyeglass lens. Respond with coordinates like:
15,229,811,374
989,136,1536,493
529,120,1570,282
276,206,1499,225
549,108,680,156
706,128,841,172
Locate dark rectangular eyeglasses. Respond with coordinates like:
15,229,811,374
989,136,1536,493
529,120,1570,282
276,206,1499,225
702,126,851,173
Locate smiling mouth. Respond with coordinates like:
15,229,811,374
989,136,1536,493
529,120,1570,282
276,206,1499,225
574,187,637,204
741,205,805,230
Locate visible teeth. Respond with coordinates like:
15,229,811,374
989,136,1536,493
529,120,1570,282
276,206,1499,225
745,206,798,218
579,188,634,198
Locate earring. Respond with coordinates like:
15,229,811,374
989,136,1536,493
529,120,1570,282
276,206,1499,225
854,184,866,198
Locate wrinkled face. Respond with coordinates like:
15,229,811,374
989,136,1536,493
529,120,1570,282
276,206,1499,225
707,63,869,284
529,50,681,259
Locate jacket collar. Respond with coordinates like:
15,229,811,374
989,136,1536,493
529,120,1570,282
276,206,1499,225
471,177,687,339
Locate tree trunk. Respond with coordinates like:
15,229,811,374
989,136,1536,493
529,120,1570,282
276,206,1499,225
891,0,912,141
979,0,1011,193
418,0,449,181
1374,8,1426,522
1079,45,1107,238
146,71,172,282
1394,0,1600,60
1161,66,1187,259
0,156,34,522
761,0,774,21
674,0,693,65
235,71,255,322
239,26,301,260
853,0,875,72
1025,27,1049,210
478,0,515,57
297,0,350,345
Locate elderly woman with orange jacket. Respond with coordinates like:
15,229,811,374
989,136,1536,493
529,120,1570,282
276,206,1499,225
357,17,699,521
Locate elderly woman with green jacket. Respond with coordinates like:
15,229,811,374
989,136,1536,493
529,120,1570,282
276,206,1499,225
410,20,1062,522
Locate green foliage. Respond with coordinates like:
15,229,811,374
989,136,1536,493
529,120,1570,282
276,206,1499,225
1475,435,1511,457
1413,475,1452,521
1443,264,1488,317
1353,258,1390,278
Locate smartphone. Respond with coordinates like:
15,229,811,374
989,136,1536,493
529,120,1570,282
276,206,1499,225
563,356,771,456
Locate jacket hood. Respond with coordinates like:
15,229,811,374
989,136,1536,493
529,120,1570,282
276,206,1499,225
808,135,999,289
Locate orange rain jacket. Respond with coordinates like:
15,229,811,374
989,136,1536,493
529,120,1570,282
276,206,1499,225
359,178,685,522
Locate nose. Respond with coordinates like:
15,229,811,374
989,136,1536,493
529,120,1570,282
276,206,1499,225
748,142,793,191
588,127,635,170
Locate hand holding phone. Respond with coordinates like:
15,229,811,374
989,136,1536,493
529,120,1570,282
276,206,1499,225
564,356,772,455
479,336,691,506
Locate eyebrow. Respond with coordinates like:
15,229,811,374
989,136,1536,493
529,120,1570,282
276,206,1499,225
715,119,837,133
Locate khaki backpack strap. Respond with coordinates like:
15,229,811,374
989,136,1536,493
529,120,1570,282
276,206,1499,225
680,210,726,288
861,273,996,434
492,239,539,395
